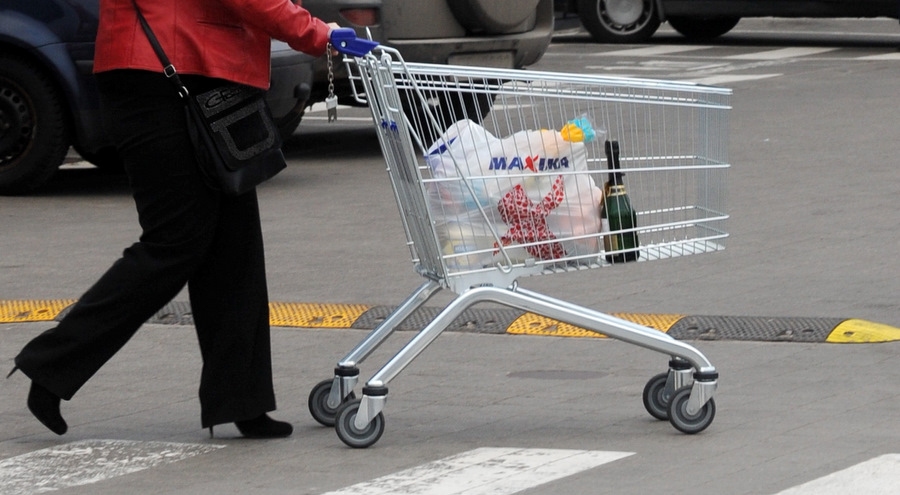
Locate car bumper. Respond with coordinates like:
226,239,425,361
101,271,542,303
310,23,554,103
268,41,316,118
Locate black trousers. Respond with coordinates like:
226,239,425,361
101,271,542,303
14,70,276,428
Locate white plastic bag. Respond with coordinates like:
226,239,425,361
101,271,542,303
426,120,603,270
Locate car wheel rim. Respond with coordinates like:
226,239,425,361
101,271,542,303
600,0,652,32
0,81,34,167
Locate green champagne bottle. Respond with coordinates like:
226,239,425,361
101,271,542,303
601,140,639,263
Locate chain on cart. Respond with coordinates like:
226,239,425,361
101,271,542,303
313,29,731,448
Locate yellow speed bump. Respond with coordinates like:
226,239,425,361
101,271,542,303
268,302,370,329
826,319,900,343
507,313,684,338
0,300,75,323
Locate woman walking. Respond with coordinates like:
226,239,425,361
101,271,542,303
9,0,337,438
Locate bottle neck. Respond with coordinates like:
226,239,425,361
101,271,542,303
607,184,627,196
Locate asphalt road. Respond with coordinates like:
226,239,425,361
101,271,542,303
1,17,899,495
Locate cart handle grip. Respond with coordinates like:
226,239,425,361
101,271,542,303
329,28,379,57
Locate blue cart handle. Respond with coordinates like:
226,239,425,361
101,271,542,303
329,28,379,57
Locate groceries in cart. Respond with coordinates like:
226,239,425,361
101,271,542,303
425,118,605,270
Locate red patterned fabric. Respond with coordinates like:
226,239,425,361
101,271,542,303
494,176,566,260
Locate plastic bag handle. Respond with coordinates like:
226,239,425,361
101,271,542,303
329,28,379,57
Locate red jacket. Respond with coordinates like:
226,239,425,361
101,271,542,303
94,0,331,89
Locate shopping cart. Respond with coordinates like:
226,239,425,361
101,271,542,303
310,30,730,448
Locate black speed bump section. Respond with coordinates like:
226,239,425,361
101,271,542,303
667,315,843,343
510,314,900,344
3,300,900,343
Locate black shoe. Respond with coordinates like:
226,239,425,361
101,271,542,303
27,381,68,435
8,367,68,435
234,414,293,439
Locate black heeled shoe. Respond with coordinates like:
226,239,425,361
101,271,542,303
233,414,293,439
8,367,68,435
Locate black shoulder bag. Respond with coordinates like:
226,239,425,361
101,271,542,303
130,0,286,196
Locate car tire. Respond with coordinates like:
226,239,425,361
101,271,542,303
0,53,70,195
667,16,740,40
576,0,661,43
447,0,541,33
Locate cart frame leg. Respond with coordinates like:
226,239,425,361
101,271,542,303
326,280,442,409
364,284,718,390
667,358,693,399
354,388,388,431
351,284,718,438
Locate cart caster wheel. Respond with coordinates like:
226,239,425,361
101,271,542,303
667,386,716,434
308,379,355,427
335,398,385,448
642,372,671,420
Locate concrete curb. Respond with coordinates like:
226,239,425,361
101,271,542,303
2,300,898,343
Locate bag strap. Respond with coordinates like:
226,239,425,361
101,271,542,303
129,0,190,98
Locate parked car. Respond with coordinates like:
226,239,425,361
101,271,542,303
0,0,315,195
554,0,899,43
300,0,555,121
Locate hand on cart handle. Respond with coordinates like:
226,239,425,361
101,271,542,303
329,28,379,57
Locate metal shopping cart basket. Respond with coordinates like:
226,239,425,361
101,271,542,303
310,31,731,448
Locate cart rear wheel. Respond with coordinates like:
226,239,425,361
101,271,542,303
641,372,671,420
335,398,385,448
308,379,355,427
667,386,715,434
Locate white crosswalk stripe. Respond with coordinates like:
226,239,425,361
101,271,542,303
320,448,634,495
1,441,897,494
773,454,900,494
0,440,224,494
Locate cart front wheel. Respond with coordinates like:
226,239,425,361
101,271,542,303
667,386,716,434
335,398,385,448
641,372,671,420
308,379,355,427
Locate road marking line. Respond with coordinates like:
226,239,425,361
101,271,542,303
773,454,900,494
683,74,782,85
856,52,900,60
0,440,224,494
585,61,726,72
726,47,837,60
320,447,634,495
598,45,711,57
